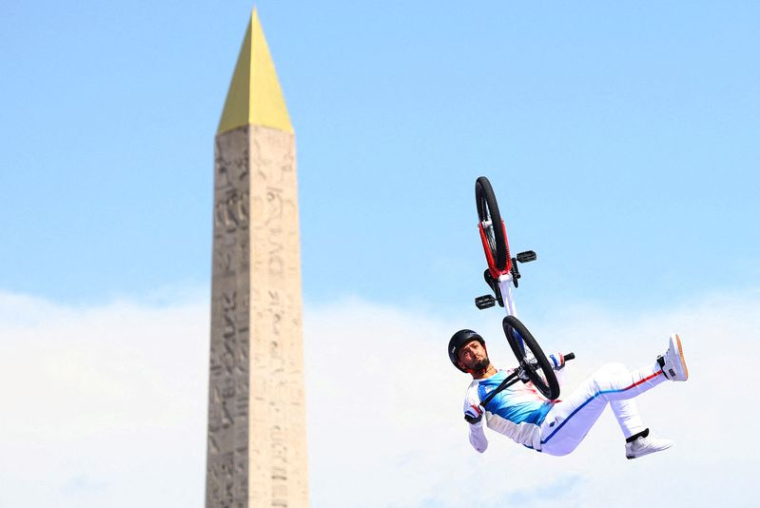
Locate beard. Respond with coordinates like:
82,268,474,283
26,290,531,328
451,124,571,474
471,356,490,372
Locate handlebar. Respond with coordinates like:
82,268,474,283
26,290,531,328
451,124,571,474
475,352,577,410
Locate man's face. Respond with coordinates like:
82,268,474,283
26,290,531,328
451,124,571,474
457,340,489,371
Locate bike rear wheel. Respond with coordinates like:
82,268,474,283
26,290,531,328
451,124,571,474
475,176,509,272
502,315,560,400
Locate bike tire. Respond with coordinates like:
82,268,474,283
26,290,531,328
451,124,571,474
502,315,560,400
475,176,509,271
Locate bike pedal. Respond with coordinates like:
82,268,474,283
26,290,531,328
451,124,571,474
516,251,537,263
475,295,496,309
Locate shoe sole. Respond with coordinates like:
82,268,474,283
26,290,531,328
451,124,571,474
626,441,674,460
672,333,689,381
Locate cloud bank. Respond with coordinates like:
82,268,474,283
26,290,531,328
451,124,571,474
1,289,757,507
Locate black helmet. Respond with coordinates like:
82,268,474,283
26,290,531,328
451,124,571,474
448,329,485,372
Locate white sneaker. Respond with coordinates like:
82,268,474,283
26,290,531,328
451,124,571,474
625,436,674,459
658,333,689,381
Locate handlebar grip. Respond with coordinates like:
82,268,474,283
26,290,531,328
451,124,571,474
564,352,575,361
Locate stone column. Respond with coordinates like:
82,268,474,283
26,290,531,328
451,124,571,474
206,9,308,508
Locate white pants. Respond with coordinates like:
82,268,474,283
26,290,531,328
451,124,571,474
539,362,666,456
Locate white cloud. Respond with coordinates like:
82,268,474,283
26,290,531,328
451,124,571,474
304,290,760,508
0,292,209,508
0,289,758,507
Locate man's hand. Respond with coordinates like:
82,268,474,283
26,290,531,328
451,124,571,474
549,353,565,371
464,404,484,425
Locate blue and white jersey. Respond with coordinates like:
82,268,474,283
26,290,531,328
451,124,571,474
464,369,555,449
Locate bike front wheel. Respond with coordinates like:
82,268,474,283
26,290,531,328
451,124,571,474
502,315,560,400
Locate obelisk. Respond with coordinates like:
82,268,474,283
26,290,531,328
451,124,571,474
206,9,308,507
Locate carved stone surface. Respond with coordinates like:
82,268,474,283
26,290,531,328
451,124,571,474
207,125,308,507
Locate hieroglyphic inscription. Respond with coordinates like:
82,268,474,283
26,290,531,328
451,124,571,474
207,128,251,508
207,125,308,507
248,126,307,507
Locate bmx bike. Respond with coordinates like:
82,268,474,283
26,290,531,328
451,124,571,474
473,176,574,404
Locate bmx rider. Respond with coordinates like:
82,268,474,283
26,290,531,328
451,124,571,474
449,330,689,459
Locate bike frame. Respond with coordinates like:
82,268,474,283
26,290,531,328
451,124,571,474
478,219,519,318
496,274,518,317
478,218,525,353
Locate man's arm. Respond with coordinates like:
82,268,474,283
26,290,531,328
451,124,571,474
467,409,488,453
463,395,488,453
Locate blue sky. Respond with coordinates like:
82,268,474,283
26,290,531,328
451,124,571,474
2,1,760,507
2,0,758,314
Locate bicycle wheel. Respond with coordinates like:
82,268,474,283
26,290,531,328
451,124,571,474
475,176,509,271
502,315,560,400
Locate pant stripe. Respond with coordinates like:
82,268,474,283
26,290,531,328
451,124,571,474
540,370,663,446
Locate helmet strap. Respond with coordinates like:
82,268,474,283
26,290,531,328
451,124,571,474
468,366,489,376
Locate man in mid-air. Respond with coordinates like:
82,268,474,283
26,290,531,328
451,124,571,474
449,330,689,459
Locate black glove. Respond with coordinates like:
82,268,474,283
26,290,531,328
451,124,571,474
464,404,484,425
